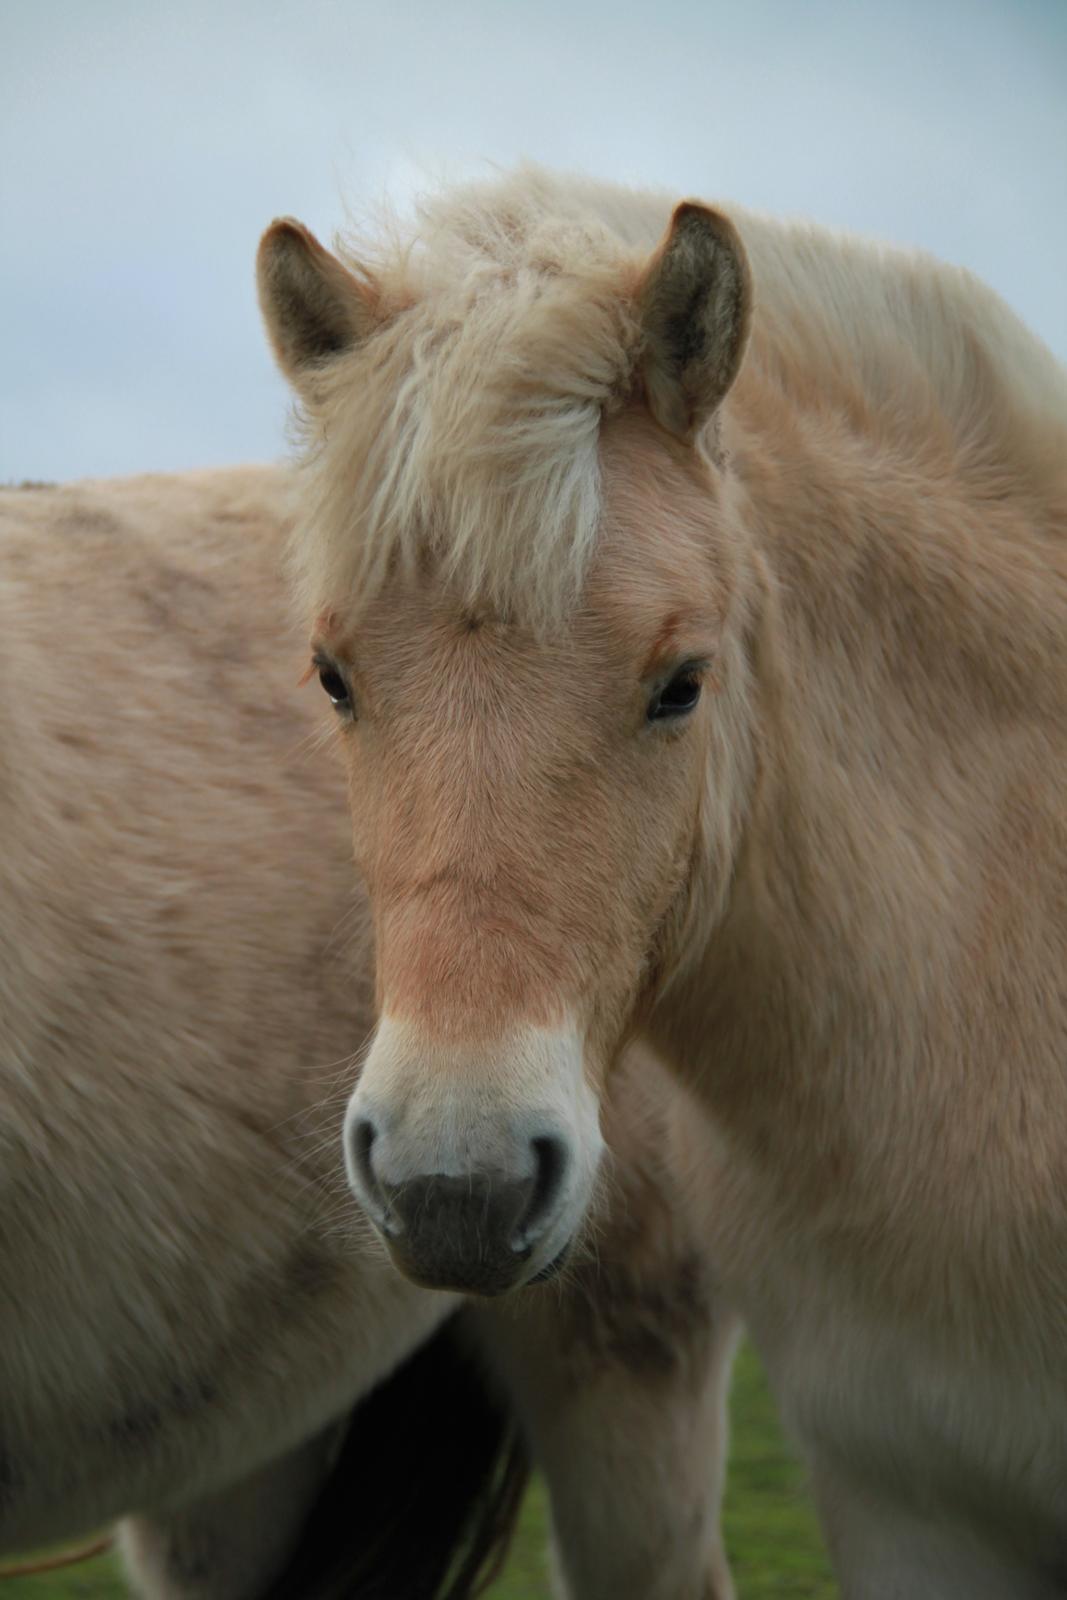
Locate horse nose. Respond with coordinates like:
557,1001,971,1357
349,1119,570,1293
381,1170,537,1293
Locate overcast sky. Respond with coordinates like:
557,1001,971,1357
3,0,1065,483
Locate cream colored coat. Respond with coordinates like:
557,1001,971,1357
256,165,1067,1598
0,469,736,1600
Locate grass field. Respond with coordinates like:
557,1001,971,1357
3,1343,836,1599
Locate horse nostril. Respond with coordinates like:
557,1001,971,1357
352,1115,375,1175
517,1135,569,1247
350,1117,395,1230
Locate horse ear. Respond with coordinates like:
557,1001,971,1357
636,202,752,443
256,219,377,396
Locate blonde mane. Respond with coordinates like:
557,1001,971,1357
286,165,1067,630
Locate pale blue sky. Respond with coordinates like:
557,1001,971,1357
3,0,1065,481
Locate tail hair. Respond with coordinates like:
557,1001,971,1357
260,1318,529,1599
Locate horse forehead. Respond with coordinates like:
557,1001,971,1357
353,608,580,688
347,585,704,722
342,583,596,692
331,444,721,676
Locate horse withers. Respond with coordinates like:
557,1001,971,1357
258,166,1067,1596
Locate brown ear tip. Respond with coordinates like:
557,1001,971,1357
672,200,714,223
258,217,314,255
671,201,741,247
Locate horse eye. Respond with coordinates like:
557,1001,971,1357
648,667,703,723
317,664,351,710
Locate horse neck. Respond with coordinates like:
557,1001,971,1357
646,360,1067,1240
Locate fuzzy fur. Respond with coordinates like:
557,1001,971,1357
0,470,736,1599
259,164,1067,1595
262,163,1066,637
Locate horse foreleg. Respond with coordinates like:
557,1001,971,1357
116,1416,346,1600
464,1281,740,1600
808,1456,1060,1600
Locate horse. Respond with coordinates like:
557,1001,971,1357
256,163,1067,1597
0,469,739,1599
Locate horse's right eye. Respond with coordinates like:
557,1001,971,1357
317,664,351,710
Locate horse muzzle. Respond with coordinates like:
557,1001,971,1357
342,1018,603,1295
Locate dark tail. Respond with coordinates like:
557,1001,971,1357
260,1318,530,1600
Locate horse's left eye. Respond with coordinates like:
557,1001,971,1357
647,667,703,723
317,663,351,710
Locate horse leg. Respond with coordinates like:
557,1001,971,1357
809,1457,1058,1600
464,1286,738,1600
117,1417,346,1600
537,1319,738,1600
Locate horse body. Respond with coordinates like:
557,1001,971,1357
0,470,736,1597
0,468,448,1551
257,166,1067,1594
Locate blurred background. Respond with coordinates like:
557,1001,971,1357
3,0,1065,484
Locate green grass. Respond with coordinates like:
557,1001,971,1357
4,1344,835,1598
0,1549,121,1600
719,1342,837,1599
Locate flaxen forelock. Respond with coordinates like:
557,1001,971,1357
286,178,647,631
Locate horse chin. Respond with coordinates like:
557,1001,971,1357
381,1232,574,1297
